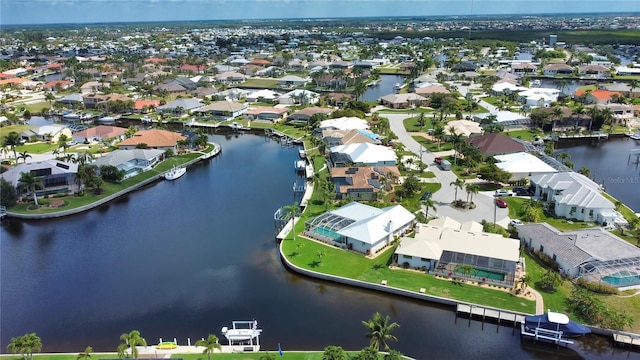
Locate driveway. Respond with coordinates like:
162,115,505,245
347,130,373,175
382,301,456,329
383,111,511,226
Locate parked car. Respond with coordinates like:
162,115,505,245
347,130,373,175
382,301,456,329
494,189,512,197
509,219,523,226
420,191,432,200
495,198,508,208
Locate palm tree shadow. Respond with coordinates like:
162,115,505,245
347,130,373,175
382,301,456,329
309,260,321,268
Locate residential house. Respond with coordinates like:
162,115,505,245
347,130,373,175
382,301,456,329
277,75,309,87
93,149,165,179
20,124,72,143
72,125,127,144
574,89,622,104
117,129,186,151
517,223,640,289
194,101,248,120
287,107,333,123
542,63,574,76
510,62,538,75
530,172,626,226
493,152,558,181
243,107,288,122
330,166,400,201
578,64,611,78
380,93,426,109
0,160,79,197
465,133,526,159
322,129,379,147
444,120,483,138
303,202,415,255
279,89,320,105
329,143,397,167
156,98,203,115
394,220,520,288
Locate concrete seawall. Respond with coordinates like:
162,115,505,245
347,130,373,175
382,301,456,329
6,143,221,220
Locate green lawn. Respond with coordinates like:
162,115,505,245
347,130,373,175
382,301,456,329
282,235,535,313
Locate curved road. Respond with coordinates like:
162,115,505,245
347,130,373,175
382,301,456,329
384,111,511,227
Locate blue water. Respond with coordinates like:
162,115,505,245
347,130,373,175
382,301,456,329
361,74,405,102
1,133,637,359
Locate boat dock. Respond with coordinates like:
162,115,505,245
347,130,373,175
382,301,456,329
520,322,574,345
456,304,526,327
613,333,640,348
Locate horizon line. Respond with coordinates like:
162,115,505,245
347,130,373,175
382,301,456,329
2,10,640,28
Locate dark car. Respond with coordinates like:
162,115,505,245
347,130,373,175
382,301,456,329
495,198,508,208
421,191,432,200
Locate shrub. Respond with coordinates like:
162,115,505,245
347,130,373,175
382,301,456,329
576,278,618,295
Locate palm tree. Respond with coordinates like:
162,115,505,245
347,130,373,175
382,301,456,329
195,335,221,360
77,346,93,360
450,178,465,202
2,131,21,163
119,330,147,359
18,172,44,206
421,197,437,219
465,183,480,205
18,151,31,164
362,312,399,351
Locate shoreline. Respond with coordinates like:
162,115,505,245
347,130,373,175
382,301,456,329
4,143,221,220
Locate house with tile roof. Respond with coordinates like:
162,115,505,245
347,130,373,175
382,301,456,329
530,172,626,226
517,223,640,288
0,160,79,197
193,101,248,120
465,133,526,159
117,129,186,151
93,149,165,179
72,125,127,144
303,202,415,255
330,166,400,201
395,221,519,287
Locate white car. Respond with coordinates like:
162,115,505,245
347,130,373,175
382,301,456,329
494,189,512,197
509,219,523,227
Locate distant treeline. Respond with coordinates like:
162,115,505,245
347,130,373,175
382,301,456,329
353,29,640,46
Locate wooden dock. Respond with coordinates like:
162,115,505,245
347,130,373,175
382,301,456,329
456,303,526,326
613,333,640,348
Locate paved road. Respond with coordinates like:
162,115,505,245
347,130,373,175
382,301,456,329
384,111,511,227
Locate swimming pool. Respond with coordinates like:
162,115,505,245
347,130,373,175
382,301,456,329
602,270,640,287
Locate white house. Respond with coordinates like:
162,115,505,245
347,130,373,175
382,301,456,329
329,143,397,167
279,89,320,105
394,222,520,287
318,117,369,132
530,172,626,226
303,202,415,255
494,152,558,181
517,88,561,107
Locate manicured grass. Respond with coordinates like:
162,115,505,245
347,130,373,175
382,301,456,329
282,236,535,313
239,79,279,88
15,142,59,154
506,129,544,142
504,197,598,231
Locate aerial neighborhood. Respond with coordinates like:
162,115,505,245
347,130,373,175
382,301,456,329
2,14,640,340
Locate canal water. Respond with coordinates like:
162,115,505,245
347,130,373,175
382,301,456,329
1,133,638,360
361,74,404,102
556,136,640,213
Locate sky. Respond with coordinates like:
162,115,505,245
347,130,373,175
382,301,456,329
1,0,640,26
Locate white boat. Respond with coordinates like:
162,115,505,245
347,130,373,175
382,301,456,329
221,320,262,346
98,116,117,125
164,166,186,180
